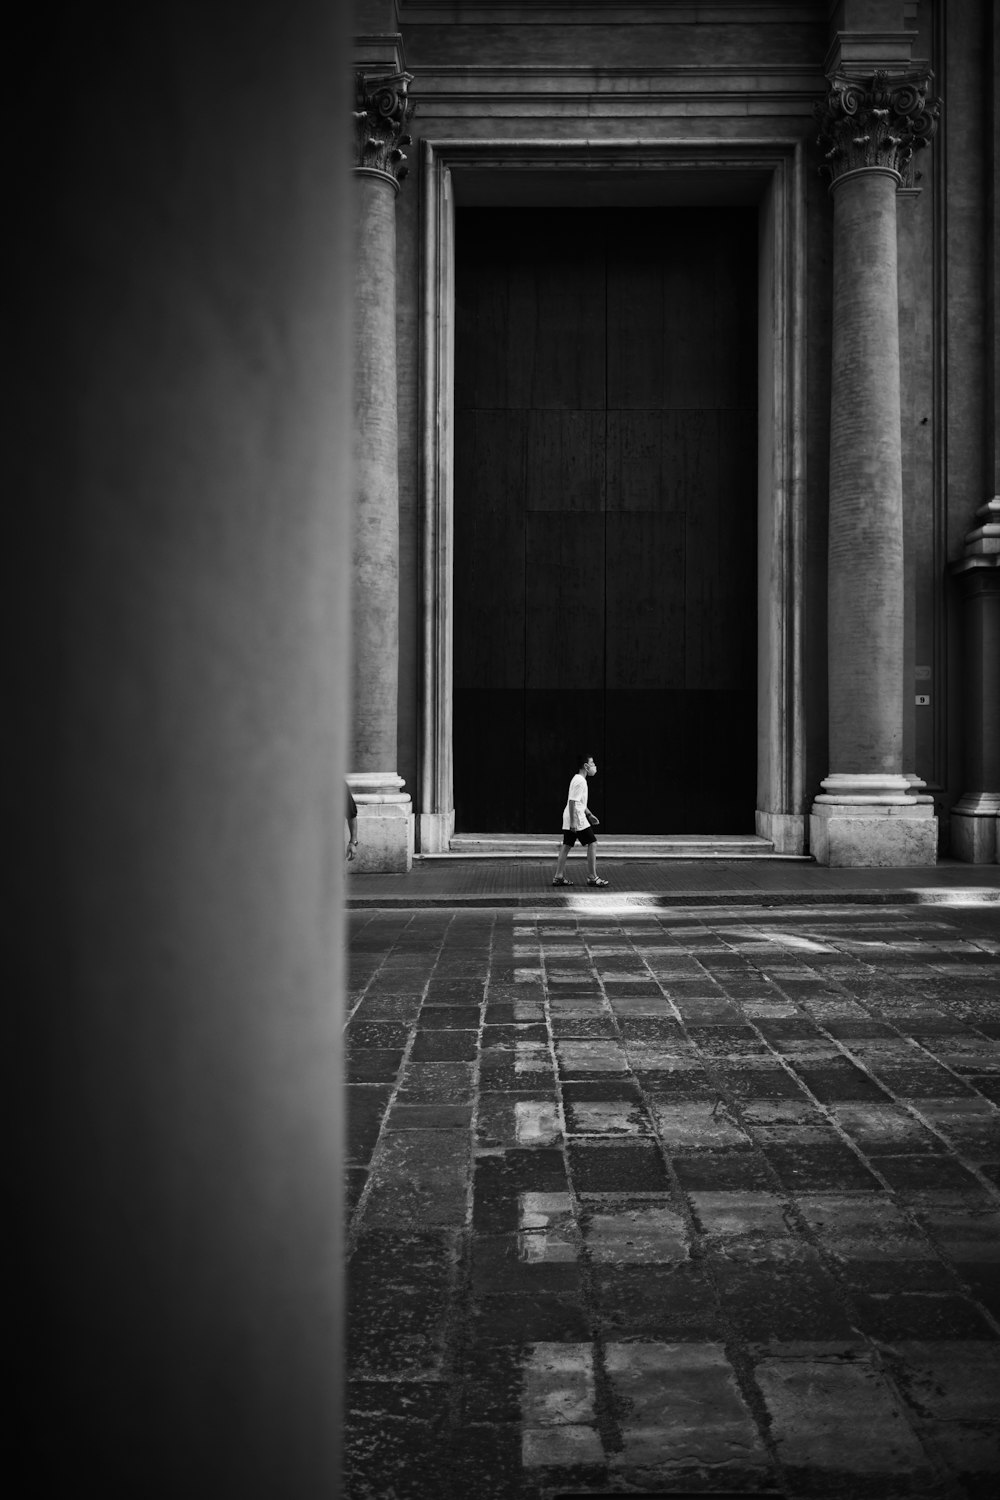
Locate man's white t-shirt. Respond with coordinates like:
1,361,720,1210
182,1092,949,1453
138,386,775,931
562,773,589,831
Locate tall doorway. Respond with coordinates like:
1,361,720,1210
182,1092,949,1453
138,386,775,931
453,207,757,833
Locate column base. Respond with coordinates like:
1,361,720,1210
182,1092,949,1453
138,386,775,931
755,810,806,855
950,794,1000,864
904,773,936,804
347,773,414,873
417,808,455,854
814,772,916,804
809,800,938,867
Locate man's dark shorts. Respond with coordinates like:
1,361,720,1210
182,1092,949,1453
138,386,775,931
562,827,596,847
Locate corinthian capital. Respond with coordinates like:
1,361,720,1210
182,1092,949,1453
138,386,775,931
354,70,414,188
815,69,941,187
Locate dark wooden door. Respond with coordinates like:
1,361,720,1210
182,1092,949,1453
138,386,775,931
454,208,757,833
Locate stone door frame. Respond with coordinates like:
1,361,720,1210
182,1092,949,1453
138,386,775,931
417,137,808,854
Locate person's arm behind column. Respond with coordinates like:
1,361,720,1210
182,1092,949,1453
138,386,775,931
346,784,359,859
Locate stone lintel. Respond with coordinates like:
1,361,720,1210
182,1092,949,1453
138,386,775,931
810,801,938,867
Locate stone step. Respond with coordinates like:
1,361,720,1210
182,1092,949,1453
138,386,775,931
428,834,811,861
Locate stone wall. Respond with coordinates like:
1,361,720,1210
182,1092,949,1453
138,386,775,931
388,0,993,851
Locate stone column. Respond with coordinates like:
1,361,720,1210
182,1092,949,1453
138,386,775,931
15,2,351,1490
810,70,941,866
350,66,414,871
950,498,1000,863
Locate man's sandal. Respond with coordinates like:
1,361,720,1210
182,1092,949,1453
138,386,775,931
552,876,571,887
586,876,609,887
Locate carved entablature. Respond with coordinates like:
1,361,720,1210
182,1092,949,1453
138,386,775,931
815,69,941,188
354,70,414,187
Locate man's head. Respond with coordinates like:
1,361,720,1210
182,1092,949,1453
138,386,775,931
578,755,597,776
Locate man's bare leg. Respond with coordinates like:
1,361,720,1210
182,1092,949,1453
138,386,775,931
586,843,597,880
554,842,571,881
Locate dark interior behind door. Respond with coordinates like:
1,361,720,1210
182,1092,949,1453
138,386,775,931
454,208,757,833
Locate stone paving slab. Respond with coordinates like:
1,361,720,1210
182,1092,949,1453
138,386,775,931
346,901,1000,1499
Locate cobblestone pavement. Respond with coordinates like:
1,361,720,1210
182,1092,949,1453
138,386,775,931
346,902,1000,1499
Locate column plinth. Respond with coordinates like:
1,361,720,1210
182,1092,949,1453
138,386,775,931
349,66,414,872
810,70,940,866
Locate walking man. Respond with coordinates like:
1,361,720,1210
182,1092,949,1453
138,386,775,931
553,754,609,887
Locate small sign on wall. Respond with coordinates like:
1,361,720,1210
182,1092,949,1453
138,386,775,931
915,694,930,706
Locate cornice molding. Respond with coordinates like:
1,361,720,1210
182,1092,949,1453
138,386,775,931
421,136,803,170
414,63,824,75
410,64,828,118
398,3,821,21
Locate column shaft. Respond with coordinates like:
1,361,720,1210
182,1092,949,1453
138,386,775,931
352,174,401,774
827,167,905,777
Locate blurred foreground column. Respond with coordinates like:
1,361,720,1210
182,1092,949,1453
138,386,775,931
15,3,350,1495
